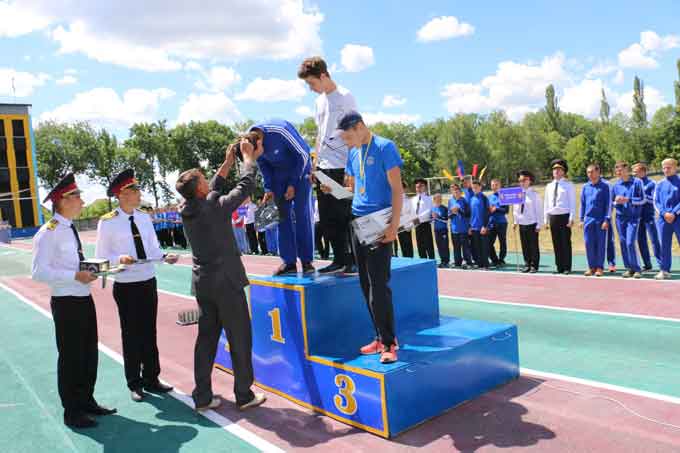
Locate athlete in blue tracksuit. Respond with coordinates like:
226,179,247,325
633,163,661,270
602,179,617,271
653,158,680,279
611,162,645,276
448,185,472,267
432,195,450,267
487,181,509,267
468,181,490,269
580,165,611,274
250,119,313,275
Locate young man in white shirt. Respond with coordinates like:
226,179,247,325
544,159,576,274
412,178,435,259
513,170,543,273
298,56,358,273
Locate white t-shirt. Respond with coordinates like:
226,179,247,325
245,202,256,224
315,86,357,170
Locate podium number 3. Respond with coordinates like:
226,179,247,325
268,308,285,344
333,374,358,415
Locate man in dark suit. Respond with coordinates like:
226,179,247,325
176,140,266,412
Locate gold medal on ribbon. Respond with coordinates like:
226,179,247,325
358,134,373,198
360,187,366,194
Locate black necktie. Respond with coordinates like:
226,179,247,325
70,224,85,262
553,181,559,206
416,195,421,214
129,215,147,260
521,202,525,214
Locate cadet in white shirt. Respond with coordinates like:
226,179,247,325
32,173,116,428
513,170,543,273
412,178,435,259
544,159,577,274
299,56,358,273
95,169,178,402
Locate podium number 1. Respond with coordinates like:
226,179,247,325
333,374,358,415
268,308,285,344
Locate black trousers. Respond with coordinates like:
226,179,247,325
549,214,572,272
314,222,329,259
257,231,269,255
113,278,161,390
193,287,254,407
452,233,473,266
434,229,450,265
415,222,435,259
50,295,98,416
519,224,540,269
173,227,187,249
316,168,353,265
351,232,396,348
245,223,259,254
488,222,508,264
470,230,490,268
398,230,414,257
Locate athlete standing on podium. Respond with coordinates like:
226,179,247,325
336,111,403,364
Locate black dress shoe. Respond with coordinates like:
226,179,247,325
318,262,344,274
529,267,538,273
301,262,315,274
64,413,98,428
144,381,173,393
521,266,531,273
273,263,297,276
82,403,117,416
131,389,145,402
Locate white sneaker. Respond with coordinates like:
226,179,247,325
238,393,266,411
654,271,670,280
196,396,221,412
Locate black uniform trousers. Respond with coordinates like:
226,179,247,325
245,223,259,254
488,222,508,264
519,224,540,269
415,222,435,259
452,233,473,266
257,231,269,255
398,230,414,257
113,277,161,391
351,231,396,348
173,226,188,249
50,295,98,416
470,229,490,268
549,214,572,272
434,229,450,265
314,222,329,259
193,287,254,407
316,168,353,266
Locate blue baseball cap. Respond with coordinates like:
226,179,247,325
337,110,364,130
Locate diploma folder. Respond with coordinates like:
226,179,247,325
351,202,417,246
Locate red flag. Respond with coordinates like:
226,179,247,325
472,164,479,177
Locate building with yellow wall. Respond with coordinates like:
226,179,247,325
0,103,43,237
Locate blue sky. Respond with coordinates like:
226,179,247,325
0,0,678,201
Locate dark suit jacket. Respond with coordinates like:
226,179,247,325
179,164,257,297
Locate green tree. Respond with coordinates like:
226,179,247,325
600,88,610,124
170,121,236,172
33,121,95,187
126,121,174,207
296,117,318,148
632,76,647,127
564,134,591,178
434,114,489,184
674,59,680,111
545,84,561,133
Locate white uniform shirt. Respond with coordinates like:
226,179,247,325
315,86,358,170
411,193,433,222
244,202,256,225
544,178,576,223
32,213,91,297
513,187,544,228
95,208,164,283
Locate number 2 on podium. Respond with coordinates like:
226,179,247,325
267,308,285,344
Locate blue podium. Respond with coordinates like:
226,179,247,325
215,258,519,438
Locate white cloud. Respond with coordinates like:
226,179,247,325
235,78,306,102
55,75,78,86
0,1,51,37
614,86,667,118
441,52,569,120
64,68,78,75
340,44,375,73
613,69,624,85
39,87,175,130
618,30,680,69
184,61,203,72
560,78,607,118
0,68,50,97
194,66,241,92
383,95,407,108
416,16,474,42
585,63,618,78
295,105,313,116
362,112,420,125
176,92,241,125
6,0,323,70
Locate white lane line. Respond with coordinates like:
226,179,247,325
439,294,680,323
0,282,285,453
521,368,680,406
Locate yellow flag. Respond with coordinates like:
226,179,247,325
478,166,488,182
442,169,455,181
